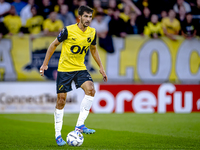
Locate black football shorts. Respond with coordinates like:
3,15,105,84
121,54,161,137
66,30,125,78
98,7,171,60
56,70,93,93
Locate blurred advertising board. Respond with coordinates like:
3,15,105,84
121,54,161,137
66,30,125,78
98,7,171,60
0,35,200,83
0,82,199,113
92,83,200,113
0,82,84,113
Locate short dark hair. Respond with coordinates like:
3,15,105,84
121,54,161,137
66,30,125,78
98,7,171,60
78,5,93,16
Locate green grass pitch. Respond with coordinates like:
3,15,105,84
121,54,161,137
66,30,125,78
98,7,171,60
0,113,200,150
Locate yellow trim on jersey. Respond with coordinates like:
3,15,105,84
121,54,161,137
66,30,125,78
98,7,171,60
58,24,96,72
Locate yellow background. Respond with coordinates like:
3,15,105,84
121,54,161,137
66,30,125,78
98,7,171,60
0,35,199,82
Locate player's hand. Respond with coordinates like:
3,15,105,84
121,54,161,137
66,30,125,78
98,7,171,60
40,65,48,77
99,68,108,82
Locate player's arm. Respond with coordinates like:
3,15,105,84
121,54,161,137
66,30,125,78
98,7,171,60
40,38,60,76
40,27,68,76
90,44,108,82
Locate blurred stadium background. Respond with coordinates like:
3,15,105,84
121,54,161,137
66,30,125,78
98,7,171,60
0,0,200,149
0,0,200,114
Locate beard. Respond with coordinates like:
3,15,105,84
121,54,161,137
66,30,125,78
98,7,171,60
80,18,90,27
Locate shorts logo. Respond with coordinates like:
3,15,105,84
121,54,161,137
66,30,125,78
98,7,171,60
87,37,91,43
72,38,77,41
58,85,64,91
87,75,92,80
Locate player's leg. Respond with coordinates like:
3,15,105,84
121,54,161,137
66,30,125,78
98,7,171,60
75,80,96,134
55,92,67,146
55,71,73,146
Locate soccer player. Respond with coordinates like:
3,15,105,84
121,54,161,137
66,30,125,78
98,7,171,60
39,5,107,146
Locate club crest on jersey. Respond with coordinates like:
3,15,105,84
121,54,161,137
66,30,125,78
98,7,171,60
87,37,91,43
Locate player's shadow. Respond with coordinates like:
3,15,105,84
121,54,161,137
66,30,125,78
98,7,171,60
46,144,87,149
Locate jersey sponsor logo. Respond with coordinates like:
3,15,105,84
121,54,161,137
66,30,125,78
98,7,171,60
70,45,89,54
87,37,91,43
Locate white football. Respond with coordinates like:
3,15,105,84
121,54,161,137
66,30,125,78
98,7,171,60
66,131,84,146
